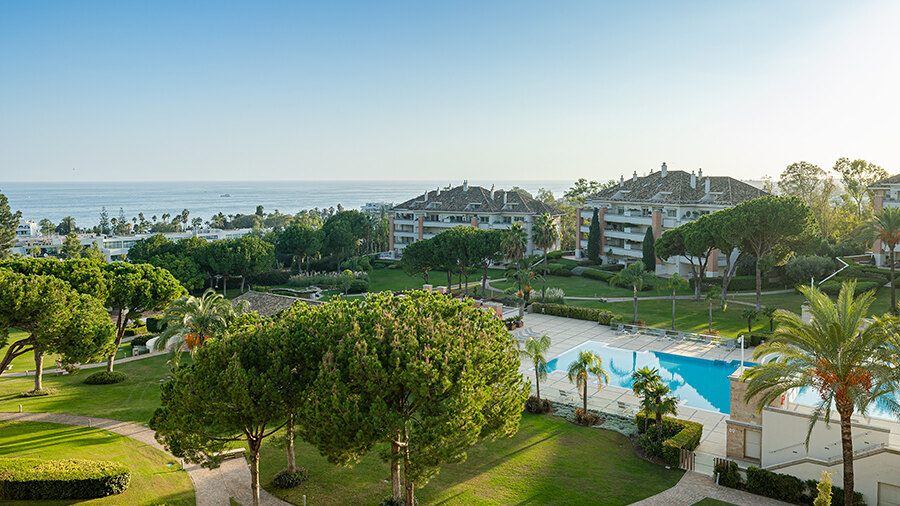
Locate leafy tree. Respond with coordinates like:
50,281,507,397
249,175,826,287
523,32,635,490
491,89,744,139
865,207,900,313
642,227,656,272
276,223,320,273
664,273,688,330
129,235,207,291
298,292,527,505
778,161,835,240
98,207,110,235
81,243,107,262
0,257,109,301
473,229,503,294
0,191,21,260
103,262,185,371
520,334,551,401
610,261,657,323
566,350,609,415
707,207,746,308
586,208,601,263
814,471,833,506
531,213,559,300
535,188,556,205
0,271,115,392
399,238,436,284
231,235,275,292
500,222,527,263
744,281,895,506
156,289,247,363
631,367,662,432
321,210,368,263
833,158,887,219
59,232,83,260
150,322,286,506
196,240,238,294
563,178,614,206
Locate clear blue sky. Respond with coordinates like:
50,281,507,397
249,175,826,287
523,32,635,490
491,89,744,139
1,1,898,182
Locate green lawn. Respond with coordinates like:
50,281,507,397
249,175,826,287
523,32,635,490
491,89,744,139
494,274,694,299
259,413,683,506
0,420,194,505
2,334,135,377
0,355,172,424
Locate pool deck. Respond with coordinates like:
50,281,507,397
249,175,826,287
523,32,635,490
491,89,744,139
519,313,755,459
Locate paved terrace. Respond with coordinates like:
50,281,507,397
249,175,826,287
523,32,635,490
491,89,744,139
519,313,755,461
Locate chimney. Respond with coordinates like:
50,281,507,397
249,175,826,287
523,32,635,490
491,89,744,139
463,180,468,191
698,168,703,180
705,177,711,194
661,162,667,178
633,170,638,183
490,184,495,199
503,191,508,205
690,171,697,189
619,175,624,187
424,190,429,202
436,186,441,197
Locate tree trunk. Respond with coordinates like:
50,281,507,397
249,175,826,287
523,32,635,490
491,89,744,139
891,247,896,314
446,270,452,291
583,381,588,413
482,265,488,295
249,438,261,506
241,273,246,292
656,410,663,441
223,275,227,296
755,258,762,311
542,252,548,300
632,287,638,323
708,302,712,333
839,408,855,506
721,250,741,309
403,426,415,506
534,364,541,400
33,350,44,392
0,340,30,377
285,413,296,473
107,309,125,372
424,269,429,285
671,289,676,330
390,440,402,501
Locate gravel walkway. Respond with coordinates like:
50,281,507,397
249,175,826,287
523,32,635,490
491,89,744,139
633,471,790,506
0,411,291,506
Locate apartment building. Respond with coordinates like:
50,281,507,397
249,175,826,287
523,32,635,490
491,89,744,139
389,181,562,257
577,163,767,276
15,220,39,237
869,175,900,265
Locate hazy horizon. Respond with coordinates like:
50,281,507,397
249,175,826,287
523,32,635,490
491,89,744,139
2,1,898,183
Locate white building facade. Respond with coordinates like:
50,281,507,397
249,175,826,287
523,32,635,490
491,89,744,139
577,163,767,276
869,175,900,266
389,182,562,258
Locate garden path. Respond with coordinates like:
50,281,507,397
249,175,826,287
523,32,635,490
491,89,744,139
632,470,790,505
0,411,291,506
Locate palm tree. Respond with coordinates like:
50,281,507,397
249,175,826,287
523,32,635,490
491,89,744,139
865,207,900,313
744,281,894,506
59,216,76,235
631,366,663,432
664,273,688,330
705,286,721,333
567,350,610,415
610,261,657,323
500,223,527,263
520,334,551,401
741,307,758,334
156,289,248,364
531,214,559,301
762,306,777,332
645,383,679,441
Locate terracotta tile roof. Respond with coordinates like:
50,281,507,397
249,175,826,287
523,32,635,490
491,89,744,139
231,290,324,317
392,184,562,215
589,170,767,205
871,174,900,187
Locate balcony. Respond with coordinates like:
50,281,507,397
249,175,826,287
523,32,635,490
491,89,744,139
607,246,642,258
604,214,652,226
605,229,645,241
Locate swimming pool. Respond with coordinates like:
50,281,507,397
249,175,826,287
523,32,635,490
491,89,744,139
545,341,748,414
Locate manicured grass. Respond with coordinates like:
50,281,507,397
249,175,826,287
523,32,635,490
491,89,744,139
732,286,894,317
0,355,172,424
493,274,694,299
691,499,737,506
367,267,495,292
1,333,135,377
0,420,194,505
259,413,683,506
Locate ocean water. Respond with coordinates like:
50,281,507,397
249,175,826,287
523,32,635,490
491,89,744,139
0,180,571,226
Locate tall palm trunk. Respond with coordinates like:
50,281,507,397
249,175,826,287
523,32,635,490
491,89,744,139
671,288,676,330
656,405,664,441
839,406,855,506
534,364,541,400
890,246,896,314
755,259,762,311
632,287,638,323
582,379,588,413
33,350,44,392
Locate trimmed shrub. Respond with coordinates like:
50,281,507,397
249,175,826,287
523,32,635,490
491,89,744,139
547,263,573,277
747,466,806,504
130,335,151,347
547,250,566,260
784,255,836,284
574,408,600,426
531,302,616,324
83,371,127,385
0,458,130,500
714,460,742,489
635,433,663,458
524,396,553,414
146,317,166,334
346,278,370,294
819,279,881,296
272,467,309,489
634,412,703,467
599,263,624,271
582,269,614,282
247,269,292,286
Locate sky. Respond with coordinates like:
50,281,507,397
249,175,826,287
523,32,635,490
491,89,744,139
1,0,899,183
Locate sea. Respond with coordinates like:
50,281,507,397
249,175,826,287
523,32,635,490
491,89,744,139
0,180,572,227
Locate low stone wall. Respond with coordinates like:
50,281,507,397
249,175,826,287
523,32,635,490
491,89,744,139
548,401,638,438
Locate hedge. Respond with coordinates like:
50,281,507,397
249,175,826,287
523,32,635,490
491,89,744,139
531,302,616,324
715,461,867,506
146,317,166,334
247,269,292,286
819,279,882,296
635,413,703,467
691,275,772,292
582,269,613,282
83,371,128,385
547,263,573,277
0,458,130,500
130,335,151,347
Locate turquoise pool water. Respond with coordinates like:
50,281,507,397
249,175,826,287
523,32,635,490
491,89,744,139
545,341,748,414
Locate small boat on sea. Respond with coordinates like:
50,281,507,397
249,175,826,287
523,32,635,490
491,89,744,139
220,193,231,197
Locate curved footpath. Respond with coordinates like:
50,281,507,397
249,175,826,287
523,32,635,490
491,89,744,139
0,411,291,506
2,348,166,378
633,471,790,506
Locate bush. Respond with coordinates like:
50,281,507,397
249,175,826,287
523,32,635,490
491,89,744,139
271,467,309,489
130,335,151,347
83,371,127,385
532,287,565,304
714,460,743,489
531,302,616,324
341,256,373,272
634,412,703,467
547,250,566,260
146,317,166,334
288,270,368,289
524,395,553,414
819,279,881,296
346,278,370,294
599,263,624,271
785,255,836,284
547,263,573,277
574,408,600,426
635,433,663,458
247,269,292,286
19,388,56,397
0,458,130,500
582,269,614,282
123,325,146,337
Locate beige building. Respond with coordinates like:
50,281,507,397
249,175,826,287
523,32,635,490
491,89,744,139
577,163,767,276
389,181,562,258
870,175,900,265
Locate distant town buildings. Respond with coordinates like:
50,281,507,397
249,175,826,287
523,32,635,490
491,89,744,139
360,201,393,217
16,220,39,238
388,181,562,258
578,163,767,276
869,174,900,265
12,227,256,261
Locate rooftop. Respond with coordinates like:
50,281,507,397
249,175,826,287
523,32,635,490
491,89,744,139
589,164,767,205
231,290,324,317
392,182,562,215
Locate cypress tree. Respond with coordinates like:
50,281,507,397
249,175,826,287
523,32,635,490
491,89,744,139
587,208,600,263
642,227,656,272
0,191,21,260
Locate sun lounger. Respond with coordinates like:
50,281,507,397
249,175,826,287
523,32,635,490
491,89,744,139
615,323,625,334
658,329,667,339
559,389,573,401
724,339,736,351
617,401,636,416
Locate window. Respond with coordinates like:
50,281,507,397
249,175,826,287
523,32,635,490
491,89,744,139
514,216,525,222
667,209,676,217
479,216,489,223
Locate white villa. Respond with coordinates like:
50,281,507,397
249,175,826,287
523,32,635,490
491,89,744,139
576,163,767,276
870,174,900,266
388,181,562,258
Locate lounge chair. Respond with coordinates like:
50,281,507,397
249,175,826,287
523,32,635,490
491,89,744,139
674,332,685,342
559,389,573,401
617,401,636,416
615,323,625,334
724,339,736,351
658,329,667,339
